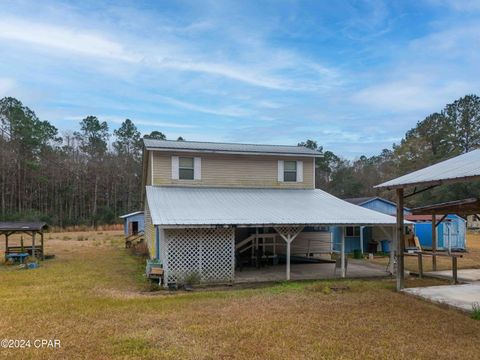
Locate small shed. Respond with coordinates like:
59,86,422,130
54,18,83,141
119,211,144,237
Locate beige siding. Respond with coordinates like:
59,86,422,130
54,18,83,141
144,200,155,258
150,151,314,189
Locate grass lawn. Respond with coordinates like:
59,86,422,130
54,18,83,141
1,231,480,359
370,232,480,273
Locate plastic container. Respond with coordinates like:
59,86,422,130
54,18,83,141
380,240,390,253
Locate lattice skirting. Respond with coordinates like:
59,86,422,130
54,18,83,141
164,228,234,284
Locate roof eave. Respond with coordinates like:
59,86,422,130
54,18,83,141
144,146,321,158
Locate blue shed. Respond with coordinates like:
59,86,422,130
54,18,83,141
406,214,467,251
119,211,145,237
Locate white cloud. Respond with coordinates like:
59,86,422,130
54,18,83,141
63,115,196,129
0,18,140,62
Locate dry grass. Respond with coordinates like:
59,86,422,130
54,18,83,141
370,231,480,272
1,231,480,359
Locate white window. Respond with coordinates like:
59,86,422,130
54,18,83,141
172,156,201,180
283,161,297,182
278,160,303,182
179,157,194,180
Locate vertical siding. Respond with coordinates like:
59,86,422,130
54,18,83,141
150,151,314,189
144,200,155,258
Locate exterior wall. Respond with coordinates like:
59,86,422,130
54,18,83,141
150,151,314,189
332,227,373,253
361,199,411,216
144,201,155,258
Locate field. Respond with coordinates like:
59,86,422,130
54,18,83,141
1,231,480,359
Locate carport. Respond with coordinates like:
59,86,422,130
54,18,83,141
375,149,480,290
0,221,48,260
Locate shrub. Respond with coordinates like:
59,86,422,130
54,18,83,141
472,302,480,320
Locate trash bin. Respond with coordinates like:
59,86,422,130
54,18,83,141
380,240,390,253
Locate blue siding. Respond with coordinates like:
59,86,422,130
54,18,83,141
414,215,466,250
361,198,411,216
331,227,373,253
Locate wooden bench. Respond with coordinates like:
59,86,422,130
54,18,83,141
404,251,463,284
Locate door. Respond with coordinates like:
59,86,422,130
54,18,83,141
132,221,139,235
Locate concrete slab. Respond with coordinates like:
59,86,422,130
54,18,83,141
424,269,480,282
234,260,389,283
403,283,480,312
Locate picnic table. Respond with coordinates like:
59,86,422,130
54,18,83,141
5,253,30,264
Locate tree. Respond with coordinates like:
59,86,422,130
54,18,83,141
445,94,480,153
144,131,166,140
113,119,142,159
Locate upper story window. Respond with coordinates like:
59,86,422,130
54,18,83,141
278,160,303,183
283,161,297,182
172,156,201,180
179,157,194,180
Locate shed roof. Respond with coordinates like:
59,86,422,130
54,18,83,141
375,149,480,189
0,221,47,232
145,186,399,227
119,211,144,219
143,139,321,157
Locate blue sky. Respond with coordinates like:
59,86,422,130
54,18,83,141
0,0,479,158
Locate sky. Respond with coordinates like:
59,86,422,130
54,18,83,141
0,0,479,158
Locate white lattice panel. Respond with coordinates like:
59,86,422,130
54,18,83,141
164,228,234,284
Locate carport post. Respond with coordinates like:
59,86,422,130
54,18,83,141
341,227,346,278
431,215,437,271
360,226,364,254
286,237,292,280
396,188,405,291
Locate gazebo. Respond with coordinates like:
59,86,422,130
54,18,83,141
0,221,48,260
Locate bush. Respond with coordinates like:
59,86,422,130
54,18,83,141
472,302,480,320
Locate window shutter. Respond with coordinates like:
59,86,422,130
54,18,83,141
194,157,201,180
278,160,284,182
171,156,179,180
296,160,303,182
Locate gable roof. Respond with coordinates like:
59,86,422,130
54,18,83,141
0,221,47,232
119,211,144,219
375,149,480,189
143,139,322,157
145,186,399,227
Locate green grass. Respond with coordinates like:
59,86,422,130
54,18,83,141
1,230,480,359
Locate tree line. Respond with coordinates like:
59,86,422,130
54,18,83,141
1,94,479,227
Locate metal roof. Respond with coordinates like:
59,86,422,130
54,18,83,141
375,149,480,189
143,139,322,157
411,198,480,216
344,196,378,206
119,211,144,219
0,221,47,232
145,186,399,227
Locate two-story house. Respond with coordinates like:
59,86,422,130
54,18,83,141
142,139,397,286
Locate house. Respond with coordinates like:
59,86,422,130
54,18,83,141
142,139,398,286
331,197,411,254
338,196,467,252
119,211,144,237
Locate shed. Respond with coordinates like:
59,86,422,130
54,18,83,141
119,211,144,237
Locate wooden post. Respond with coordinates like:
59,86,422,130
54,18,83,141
452,256,458,285
5,234,8,256
41,232,44,260
396,188,405,291
389,227,395,274
360,226,364,254
32,232,36,258
417,253,423,278
341,227,346,278
432,215,437,271
286,236,291,280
